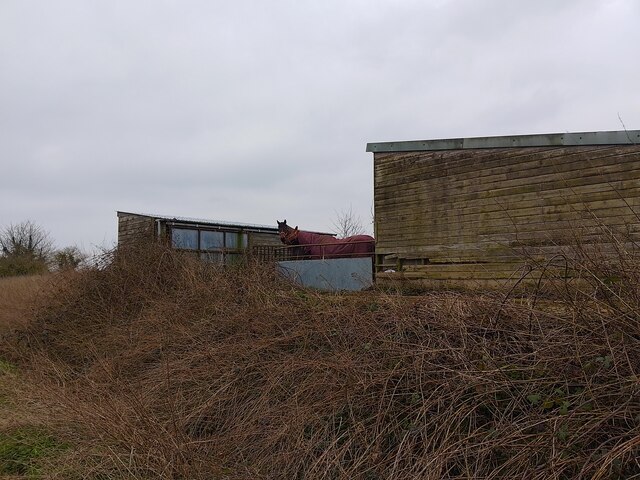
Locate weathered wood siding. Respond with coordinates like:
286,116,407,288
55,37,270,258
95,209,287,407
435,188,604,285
374,145,640,288
117,212,156,247
117,212,282,254
248,231,282,248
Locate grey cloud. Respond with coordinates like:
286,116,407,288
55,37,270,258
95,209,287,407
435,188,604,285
1,0,638,250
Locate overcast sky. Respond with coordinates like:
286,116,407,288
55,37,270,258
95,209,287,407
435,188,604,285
1,0,639,252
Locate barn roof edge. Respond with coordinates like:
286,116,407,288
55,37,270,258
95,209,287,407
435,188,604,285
116,211,279,232
366,129,640,153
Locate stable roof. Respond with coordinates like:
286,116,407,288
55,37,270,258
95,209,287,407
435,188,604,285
366,129,640,153
117,211,278,233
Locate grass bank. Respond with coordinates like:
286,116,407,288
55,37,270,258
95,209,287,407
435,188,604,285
1,244,639,479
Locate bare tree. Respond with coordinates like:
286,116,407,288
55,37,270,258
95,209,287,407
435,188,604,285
332,205,366,238
0,221,54,262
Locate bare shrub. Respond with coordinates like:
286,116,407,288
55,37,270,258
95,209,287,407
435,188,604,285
0,274,54,334
0,221,53,276
52,246,87,271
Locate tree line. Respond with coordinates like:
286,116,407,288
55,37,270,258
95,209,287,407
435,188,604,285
0,220,85,277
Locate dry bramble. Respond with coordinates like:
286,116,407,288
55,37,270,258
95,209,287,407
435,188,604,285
0,240,638,479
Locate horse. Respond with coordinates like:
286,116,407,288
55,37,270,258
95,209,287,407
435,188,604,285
277,219,374,260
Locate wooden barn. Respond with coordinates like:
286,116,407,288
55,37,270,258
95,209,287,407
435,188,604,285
117,211,282,264
367,129,640,288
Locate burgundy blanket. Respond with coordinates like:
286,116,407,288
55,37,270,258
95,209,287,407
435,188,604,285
296,231,374,259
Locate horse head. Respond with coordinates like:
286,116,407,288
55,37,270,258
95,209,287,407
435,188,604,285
277,219,299,245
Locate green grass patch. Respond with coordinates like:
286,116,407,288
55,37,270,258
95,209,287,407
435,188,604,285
0,359,16,374
0,427,66,476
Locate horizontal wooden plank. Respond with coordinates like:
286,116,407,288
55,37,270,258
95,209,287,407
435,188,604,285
375,236,640,261
376,211,640,247
374,148,640,185
374,145,638,187
118,216,153,223
393,268,569,281
375,195,640,233
376,219,640,247
375,203,640,237
375,175,640,216
373,145,617,180
374,275,582,291
375,159,640,210
374,156,637,201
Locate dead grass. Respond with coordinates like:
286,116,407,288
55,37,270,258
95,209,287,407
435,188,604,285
1,243,639,479
0,274,53,334
0,274,72,476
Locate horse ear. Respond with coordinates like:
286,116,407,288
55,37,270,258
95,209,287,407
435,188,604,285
294,226,298,231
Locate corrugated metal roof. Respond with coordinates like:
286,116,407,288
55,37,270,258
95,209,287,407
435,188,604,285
117,211,278,232
366,129,640,153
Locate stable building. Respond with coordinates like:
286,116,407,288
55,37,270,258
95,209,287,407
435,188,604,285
117,211,282,264
367,129,640,289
